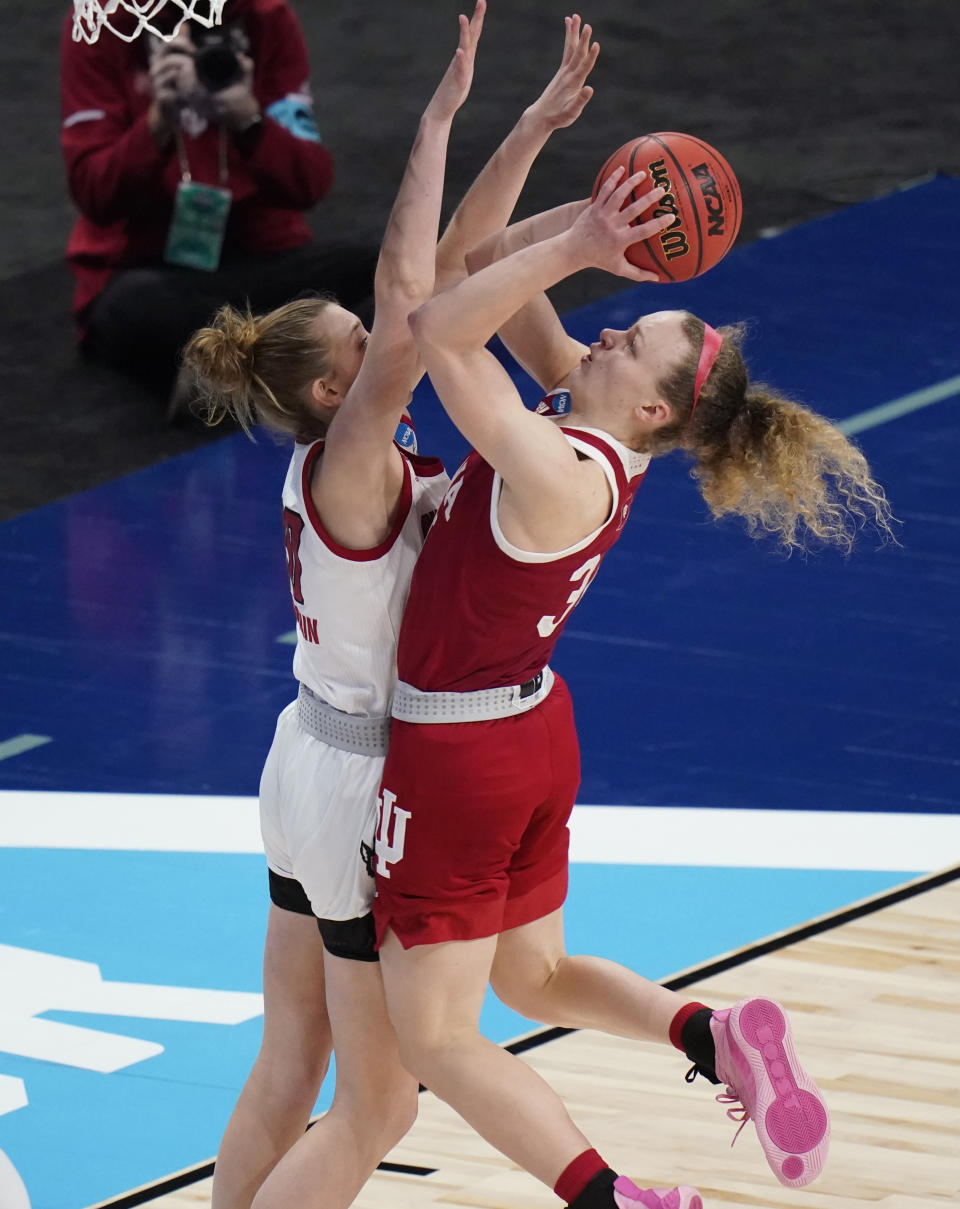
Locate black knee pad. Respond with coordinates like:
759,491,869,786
268,868,314,915
316,912,378,962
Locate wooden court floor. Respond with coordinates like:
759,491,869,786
111,871,960,1209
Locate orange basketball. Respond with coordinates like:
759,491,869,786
592,132,742,281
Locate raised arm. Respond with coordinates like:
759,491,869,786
434,14,598,291
465,199,592,390
410,169,671,541
314,3,484,548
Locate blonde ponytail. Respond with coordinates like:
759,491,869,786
652,316,896,552
693,387,894,552
183,297,337,440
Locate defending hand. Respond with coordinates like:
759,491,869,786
527,14,600,132
423,0,486,124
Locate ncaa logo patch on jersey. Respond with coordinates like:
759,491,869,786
394,420,418,453
536,389,572,417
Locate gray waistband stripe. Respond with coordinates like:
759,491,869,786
391,667,554,724
296,684,391,755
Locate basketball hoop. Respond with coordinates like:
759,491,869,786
72,0,228,44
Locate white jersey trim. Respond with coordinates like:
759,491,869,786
572,424,651,480
488,427,626,565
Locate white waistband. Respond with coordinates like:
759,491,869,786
391,667,554,724
296,684,391,756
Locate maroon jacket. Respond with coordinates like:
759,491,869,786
60,0,335,318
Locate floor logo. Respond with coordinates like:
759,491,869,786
0,943,263,1116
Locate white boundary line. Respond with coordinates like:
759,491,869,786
0,792,957,872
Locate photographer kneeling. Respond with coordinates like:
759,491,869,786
60,0,377,418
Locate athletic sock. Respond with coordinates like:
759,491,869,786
555,1150,616,1208
669,1002,720,1085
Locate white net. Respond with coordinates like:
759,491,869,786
72,0,228,43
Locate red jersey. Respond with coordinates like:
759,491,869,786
60,0,335,317
396,421,650,693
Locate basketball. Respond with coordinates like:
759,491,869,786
592,132,742,281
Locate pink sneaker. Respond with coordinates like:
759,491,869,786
711,998,829,1187
612,1175,703,1209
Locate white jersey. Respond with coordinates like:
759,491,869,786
282,437,449,718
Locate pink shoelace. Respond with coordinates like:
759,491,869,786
716,1088,750,1146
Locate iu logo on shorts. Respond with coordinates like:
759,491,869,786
375,787,411,878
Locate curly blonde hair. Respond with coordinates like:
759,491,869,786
648,315,896,553
182,297,338,441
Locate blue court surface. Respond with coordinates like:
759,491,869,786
1,177,959,1208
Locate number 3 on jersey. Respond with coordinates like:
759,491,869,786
283,508,305,605
537,554,602,637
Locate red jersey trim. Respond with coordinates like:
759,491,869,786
399,408,446,477
403,451,447,478
299,441,415,563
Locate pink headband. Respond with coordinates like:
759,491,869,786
691,323,722,417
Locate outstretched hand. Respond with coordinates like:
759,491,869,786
424,0,486,123
528,14,600,131
569,168,673,282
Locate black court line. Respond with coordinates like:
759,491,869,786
87,1151,435,1209
85,1162,214,1209
506,861,960,1057
88,861,959,1208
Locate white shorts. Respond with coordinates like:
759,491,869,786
259,700,382,920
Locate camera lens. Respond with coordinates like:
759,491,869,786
194,41,243,92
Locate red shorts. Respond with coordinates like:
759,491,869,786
373,675,580,949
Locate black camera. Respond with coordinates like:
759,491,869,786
193,24,249,93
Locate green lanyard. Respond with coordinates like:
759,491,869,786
173,126,229,187
164,127,233,272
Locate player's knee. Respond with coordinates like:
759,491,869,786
336,1067,418,1153
256,1032,332,1099
393,1022,480,1093
393,1018,453,1085
393,1028,430,1083
490,954,559,1017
